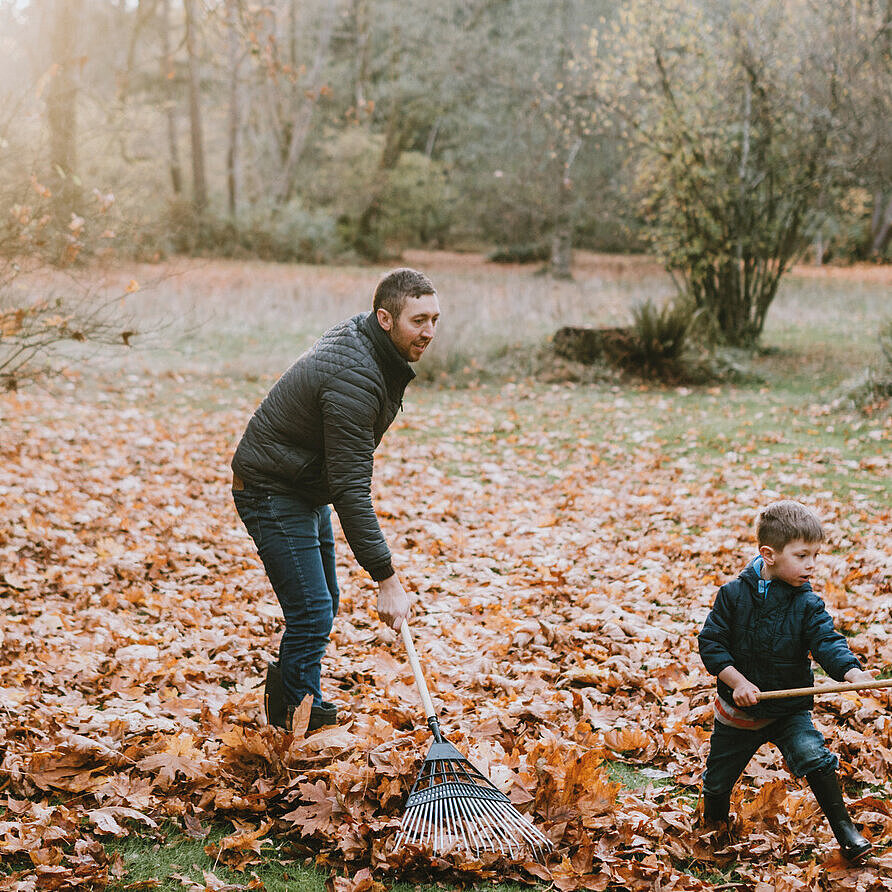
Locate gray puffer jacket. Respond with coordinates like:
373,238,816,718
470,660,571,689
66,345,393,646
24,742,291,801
231,312,414,581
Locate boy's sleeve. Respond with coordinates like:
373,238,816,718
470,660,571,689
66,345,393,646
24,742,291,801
698,585,736,676
805,595,861,681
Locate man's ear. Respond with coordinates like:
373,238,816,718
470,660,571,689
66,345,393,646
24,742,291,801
759,544,776,565
376,307,394,332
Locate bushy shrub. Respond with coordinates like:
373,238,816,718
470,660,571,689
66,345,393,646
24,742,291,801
301,130,453,260
163,198,342,263
846,319,892,413
623,297,695,382
487,243,550,264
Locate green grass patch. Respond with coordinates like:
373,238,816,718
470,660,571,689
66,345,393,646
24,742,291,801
101,821,540,891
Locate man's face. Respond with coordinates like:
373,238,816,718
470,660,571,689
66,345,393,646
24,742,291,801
377,293,440,362
761,539,820,588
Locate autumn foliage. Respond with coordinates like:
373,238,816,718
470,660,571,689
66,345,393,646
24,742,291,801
0,377,890,891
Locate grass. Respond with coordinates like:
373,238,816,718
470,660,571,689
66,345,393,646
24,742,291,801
101,822,536,892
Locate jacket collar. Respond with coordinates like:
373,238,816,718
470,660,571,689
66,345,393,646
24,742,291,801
361,311,416,386
740,554,811,597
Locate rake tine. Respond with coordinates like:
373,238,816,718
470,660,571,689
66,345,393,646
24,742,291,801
446,799,457,853
470,794,509,855
455,795,477,854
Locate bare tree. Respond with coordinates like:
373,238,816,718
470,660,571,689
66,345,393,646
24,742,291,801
45,0,85,216
226,0,243,217
160,0,184,195
183,0,208,213
269,0,339,204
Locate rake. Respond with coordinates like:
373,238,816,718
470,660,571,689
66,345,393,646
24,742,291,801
393,619,551,860
755,677,892,700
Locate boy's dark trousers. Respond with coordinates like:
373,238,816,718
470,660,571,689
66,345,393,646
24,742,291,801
703,712,871,862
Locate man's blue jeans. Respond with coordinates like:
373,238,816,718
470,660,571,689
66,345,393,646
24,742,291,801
233,488,339,707
703,711,838,796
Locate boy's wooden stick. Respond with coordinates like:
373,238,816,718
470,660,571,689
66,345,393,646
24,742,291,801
755,678,892,701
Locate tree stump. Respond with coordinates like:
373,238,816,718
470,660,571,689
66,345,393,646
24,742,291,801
553,326,635,365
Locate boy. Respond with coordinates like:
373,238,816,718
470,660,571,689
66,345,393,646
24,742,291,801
698,500,875,862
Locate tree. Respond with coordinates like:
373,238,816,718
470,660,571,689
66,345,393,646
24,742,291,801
592,0,867,347
183,0,208,213
45,0,85,218
829,0,892,257
160,0,184,196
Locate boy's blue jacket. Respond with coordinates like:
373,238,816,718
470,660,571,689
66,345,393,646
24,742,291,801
698,556,861,719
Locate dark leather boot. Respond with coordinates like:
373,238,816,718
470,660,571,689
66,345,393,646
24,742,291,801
283,700,338,732
806,767,872,863
702,790,731,825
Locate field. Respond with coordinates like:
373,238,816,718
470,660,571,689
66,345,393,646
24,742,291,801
1,252,890,891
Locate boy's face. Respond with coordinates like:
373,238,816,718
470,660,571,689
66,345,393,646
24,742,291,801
760,539,820,587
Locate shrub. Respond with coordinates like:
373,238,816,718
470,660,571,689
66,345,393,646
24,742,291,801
845,319,892,413
163,199,342,263
623,297,695,382
487,243,551,264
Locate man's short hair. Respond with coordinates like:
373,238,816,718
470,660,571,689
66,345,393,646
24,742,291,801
756,500,823,550
373,268,436,319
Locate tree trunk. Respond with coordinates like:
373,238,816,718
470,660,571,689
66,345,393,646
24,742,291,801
549,0,576,280
551,138,580,280
46,0,85,216
353,103,409,260
183,0,208,214
871,191,892,256
271,0,338,205
352,0,370,118
160,0,182,195
226,0,242,219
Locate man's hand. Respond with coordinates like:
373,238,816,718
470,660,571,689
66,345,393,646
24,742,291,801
718,666,760,707
376,573,412,630
844,667,877,685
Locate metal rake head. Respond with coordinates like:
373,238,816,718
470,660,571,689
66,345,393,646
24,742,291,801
394,739,551,861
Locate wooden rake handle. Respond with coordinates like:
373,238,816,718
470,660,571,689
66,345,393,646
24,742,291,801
755,678,892,701
400,619,437,722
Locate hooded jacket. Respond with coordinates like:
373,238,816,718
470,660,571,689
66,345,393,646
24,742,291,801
231,312,415,581
698,556,861,719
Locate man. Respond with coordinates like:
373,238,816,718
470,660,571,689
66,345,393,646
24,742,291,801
231,268,440,730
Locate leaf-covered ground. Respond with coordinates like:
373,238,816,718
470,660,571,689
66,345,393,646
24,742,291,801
1,373,890,891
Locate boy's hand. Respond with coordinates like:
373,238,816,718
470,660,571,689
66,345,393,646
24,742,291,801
844,667,877,685
731,679,761,707
718,666,760,707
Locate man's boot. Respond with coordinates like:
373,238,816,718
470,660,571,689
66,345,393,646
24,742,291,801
806,767,872,863
283,700,338,732
702,790,731,826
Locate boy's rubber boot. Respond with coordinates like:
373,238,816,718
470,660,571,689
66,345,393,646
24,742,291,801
263,661,287,728
702,790,731,825
806,767,872,863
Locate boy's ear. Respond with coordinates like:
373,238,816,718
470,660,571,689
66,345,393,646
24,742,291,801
759,544,776,564
376,307,394,332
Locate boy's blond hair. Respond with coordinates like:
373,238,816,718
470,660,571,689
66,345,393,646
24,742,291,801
756,500,823,550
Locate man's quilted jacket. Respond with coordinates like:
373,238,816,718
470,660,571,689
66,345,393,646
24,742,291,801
231,312,414,581
698,557,861,718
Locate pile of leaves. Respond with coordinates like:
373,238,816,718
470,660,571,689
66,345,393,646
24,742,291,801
1,381,890,891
